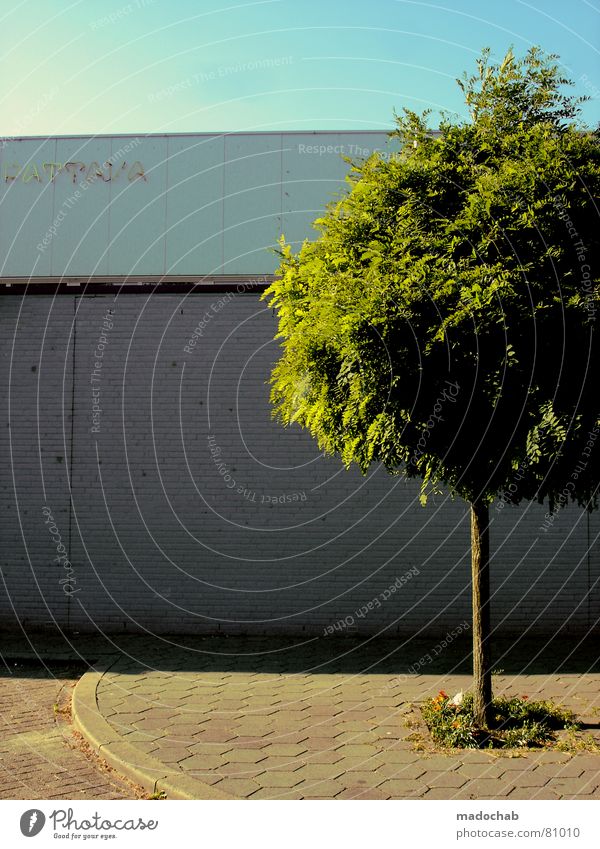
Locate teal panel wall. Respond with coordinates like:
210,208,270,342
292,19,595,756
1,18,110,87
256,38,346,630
0,132,390,278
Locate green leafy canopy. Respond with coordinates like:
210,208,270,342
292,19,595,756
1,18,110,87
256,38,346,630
263,47,600,509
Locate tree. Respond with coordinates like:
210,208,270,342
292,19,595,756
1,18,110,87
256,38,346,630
263,47,600,727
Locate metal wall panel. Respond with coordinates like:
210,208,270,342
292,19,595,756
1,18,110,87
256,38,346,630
0,138,56,277
0,132,393,279
282,133,347,252
223,133,282,275
52,137,112,277
107,136,168,276
165,135,225,276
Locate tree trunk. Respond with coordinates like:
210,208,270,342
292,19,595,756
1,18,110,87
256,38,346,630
470,499,492,727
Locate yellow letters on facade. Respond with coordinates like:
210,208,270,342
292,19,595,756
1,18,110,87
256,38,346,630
2,160,148,183
3,163,21,182
64,162,86,182
22,163,42,183
85,162,105,182
127,161,147,181
43,163,63,181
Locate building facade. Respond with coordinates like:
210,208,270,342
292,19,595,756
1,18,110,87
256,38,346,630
0,133,597,636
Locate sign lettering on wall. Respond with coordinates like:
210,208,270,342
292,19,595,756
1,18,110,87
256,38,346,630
2,160,147,183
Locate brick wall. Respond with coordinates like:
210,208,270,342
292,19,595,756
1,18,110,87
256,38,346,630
1,293,598,636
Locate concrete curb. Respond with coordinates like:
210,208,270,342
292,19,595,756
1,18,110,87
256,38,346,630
72,657,233,800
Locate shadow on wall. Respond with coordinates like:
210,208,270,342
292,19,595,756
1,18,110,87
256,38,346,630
1,630,598,678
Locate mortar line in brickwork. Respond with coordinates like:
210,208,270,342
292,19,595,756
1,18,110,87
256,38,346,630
163,136,169,276
587,511,591,628
66,295,78,632
221,135,225,273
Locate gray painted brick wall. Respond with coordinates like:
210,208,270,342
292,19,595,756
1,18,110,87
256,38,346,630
1,293,598,636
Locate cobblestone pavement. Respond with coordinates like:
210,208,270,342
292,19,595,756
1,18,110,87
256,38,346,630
90,635,600,800
0,659,146,800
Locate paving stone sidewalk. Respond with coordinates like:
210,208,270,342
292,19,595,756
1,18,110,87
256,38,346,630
0,659,145,799
86,635,600,800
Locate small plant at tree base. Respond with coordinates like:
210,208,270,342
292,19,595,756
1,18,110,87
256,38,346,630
422,691,579,749
555,734,600,754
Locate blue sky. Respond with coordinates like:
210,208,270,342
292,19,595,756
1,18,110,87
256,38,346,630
2,0,599,136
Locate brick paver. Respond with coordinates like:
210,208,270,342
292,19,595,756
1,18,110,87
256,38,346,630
91,636,600,800
0,660,145,800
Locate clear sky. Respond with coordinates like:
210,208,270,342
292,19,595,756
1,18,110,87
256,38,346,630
2,0,599,136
